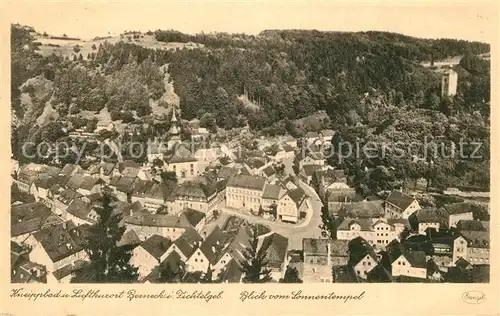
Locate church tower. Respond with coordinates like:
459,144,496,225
441,69,458,98
167,108,182,150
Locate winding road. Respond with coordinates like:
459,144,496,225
204,156,328,250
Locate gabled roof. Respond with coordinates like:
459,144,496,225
140,235,172,259
338,218,375,232
166,144,197,163
287,187,307,208
262,184,281,200
416,208,447,225
218,166,240,179
348,237,377,265
218,259,242,283
66,199,97,222
244,158,266,170
225,225,253,264
227,174,266,191
262,165,276,177
456,220,488,232
199,226,228,264
174,180,216,200
57,189,82,205
301,164,323,177
302,238,349,257
385,191,416,211
32,222,84,262
117,229,142,247
459,230,490,249
34,175,58,190
11,202,60,237
174,227,203,258
79,176,101,191
59,164,80,176
101,162,116,176
180,208,206,227
443,202,475,215
115,176,137,193
400,250,427,269
259,233,289,269
66,173,85,190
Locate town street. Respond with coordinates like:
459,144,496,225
203,177,326,250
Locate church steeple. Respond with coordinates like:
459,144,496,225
167,107,181,149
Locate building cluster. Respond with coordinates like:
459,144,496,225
10,109,316,284
296,187,490,283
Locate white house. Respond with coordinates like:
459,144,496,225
131,234,172,279
391,251,427,279
384,190,421,219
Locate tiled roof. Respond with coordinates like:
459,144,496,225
66,173,85,190
460,230,490,249
262,165,276,177
402,250,427,269
180,208,206,227
456,220,488,232
262,184,281,200
218,259,242,283
302,164,323,176
101,162,115,176
385,191,416,211
287,187,306,208
125,213,191,228
348,237,377,265
218,166,240,179
259,233,289,269
174,227,203,258
140,235,172,259
174,180,216,200
11,202,58,237
79,176,101,191
59,164,79,176
416,208,447,225
302,238,348,257
227,175,266,191
443,202,475,215
52,260,88,280
66,199,96,222
117,230,142,247
199,226,228,264
338,218,375,232
32,223,84,262
341,201,385,218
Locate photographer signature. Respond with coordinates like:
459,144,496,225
462,291,486,304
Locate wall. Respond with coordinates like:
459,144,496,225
131,246,159,278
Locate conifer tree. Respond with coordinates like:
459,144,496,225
71,193,139,283
240,227,272,283
280,266,303,283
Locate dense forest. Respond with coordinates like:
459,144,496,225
11,24,490,190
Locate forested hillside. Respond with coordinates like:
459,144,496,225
11,24,490,190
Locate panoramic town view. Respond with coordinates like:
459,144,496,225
10,19,490,284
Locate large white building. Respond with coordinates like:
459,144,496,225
225,174,266,213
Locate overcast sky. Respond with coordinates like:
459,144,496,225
6,1,497,43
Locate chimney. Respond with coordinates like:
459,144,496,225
62,221,67,230
66,242,72,250
212,246,216,253
203,231,207,240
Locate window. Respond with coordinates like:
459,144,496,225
201,259,204,263
195,259,198,262
398,261,401,265
368,261,371,266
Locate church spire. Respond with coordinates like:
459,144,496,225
171,108,178,122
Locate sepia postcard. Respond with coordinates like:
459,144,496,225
0,0,499,315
